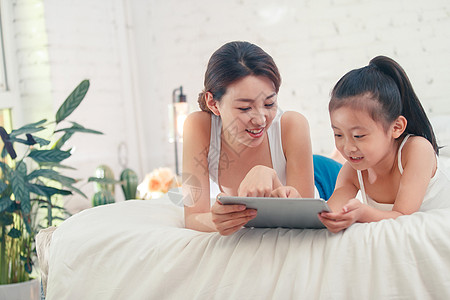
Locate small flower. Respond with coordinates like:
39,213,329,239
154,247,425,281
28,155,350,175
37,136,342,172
137,167,179,199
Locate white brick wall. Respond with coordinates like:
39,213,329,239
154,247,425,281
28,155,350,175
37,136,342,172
7,0,450,206
129,0,450,157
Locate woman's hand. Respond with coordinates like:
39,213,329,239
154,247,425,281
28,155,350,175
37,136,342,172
211,194,257,235
238,165,282,197
317,198,364,233
270,186,301,198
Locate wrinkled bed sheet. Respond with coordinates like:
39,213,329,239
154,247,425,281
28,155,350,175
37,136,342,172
36,196,450,300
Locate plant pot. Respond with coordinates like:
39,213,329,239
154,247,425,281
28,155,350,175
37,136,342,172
0,278,41,300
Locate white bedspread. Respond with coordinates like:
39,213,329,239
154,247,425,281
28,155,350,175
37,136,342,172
39,196,450,300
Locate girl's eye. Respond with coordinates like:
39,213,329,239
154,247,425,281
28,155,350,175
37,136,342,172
265,102,275,108
334,134,342,138
238,107,251,111
354,135,365,139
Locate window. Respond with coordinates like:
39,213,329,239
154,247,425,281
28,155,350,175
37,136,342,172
0,0,21,128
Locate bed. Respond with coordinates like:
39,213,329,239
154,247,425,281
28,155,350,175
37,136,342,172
37,181,450,299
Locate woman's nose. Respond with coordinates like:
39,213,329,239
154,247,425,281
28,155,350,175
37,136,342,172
250,109,267,126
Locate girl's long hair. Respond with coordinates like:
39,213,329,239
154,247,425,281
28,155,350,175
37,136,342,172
329,55,439,155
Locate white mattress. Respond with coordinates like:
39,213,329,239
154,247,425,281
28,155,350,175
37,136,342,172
37,194,450,300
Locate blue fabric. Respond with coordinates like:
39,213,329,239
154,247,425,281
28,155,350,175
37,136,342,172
313,155,342,200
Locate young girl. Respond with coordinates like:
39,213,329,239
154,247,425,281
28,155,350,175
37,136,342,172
183,41,315,235
319,56,450,233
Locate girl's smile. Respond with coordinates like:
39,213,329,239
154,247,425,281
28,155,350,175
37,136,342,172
330,105,398,172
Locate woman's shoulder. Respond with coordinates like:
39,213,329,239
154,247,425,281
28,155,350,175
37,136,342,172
183,111,212,141
184,111,212,128
280,110,309,129
279,110,311,152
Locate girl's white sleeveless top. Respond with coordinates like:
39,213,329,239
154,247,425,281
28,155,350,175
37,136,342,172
357,134,450,211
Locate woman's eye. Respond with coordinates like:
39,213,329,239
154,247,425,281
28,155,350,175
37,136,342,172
334,134,342,138
354,135,365,139
238,107,251,111
265,102,275,108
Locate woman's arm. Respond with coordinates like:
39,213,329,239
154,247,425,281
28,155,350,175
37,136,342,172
281,111,315,198
182,112,256,233
182,111,216,231
236,111,313,198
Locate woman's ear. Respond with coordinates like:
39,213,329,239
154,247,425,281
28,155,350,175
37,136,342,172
205,92,220,116
391,115,407,138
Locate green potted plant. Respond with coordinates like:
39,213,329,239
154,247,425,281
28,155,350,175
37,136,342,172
0,80,102,297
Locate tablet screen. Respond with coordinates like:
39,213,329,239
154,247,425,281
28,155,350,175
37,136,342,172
218,196,330,229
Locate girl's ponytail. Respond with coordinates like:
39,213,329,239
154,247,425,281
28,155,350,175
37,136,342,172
370,56,439,154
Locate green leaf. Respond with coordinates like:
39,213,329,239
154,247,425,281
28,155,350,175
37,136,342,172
55,80,90,124
23,213,32,234
8,227,21,238
28,184,72,197
11,164,31,214
0,213,13,226
55,124,103,135
27,184,50,198
37,162,77,170
28,149,71,163
16,161,27,174
32,136,51,147
0,180,7,194
10,126,45,137
52,132,74,149
27,169,76,185
66,184,87,198
0,197,13,213
25,261,33,274
9,119,47,137
1,147,8,158
0,161,11,174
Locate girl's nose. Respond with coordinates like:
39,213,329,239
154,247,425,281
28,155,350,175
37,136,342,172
343,139,357,153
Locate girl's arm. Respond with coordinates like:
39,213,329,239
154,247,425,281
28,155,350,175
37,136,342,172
281,111,315,198
323,162,359,212
183,112,256,233
391,136,436,214
346,137,436,222
320,137,437,233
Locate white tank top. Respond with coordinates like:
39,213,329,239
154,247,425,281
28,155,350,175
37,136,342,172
357,134,450,211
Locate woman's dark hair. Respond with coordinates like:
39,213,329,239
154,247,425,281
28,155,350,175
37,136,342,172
329,55,439,155
198,41,281,113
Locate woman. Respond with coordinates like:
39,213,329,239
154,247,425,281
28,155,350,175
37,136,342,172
183,41,315,235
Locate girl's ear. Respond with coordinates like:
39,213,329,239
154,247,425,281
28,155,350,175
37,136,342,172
391,115,407,138
205,92,220,116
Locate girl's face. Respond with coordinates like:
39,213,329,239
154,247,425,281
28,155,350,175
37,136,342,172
330,105,396,171
216,75,278,149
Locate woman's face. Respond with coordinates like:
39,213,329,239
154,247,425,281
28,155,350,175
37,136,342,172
216,75,278,149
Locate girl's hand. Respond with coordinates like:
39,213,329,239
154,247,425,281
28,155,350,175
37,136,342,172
211,194,257,235
318,198,364,233
238,165,282,197
270,186,301,198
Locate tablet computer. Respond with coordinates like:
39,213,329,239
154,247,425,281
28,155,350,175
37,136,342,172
218,196,330,229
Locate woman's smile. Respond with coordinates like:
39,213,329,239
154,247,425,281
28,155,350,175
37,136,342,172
246,127,265,138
